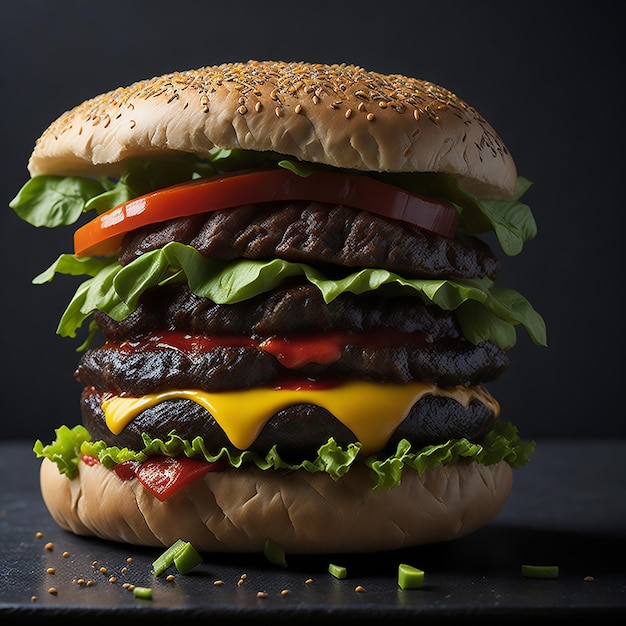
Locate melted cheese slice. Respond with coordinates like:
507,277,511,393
102,382,499,456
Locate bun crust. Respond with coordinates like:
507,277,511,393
40,457,512,553
28,60,517,198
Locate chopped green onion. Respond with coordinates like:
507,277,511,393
328,563,348,580
152,539,187,576
173,542,203,574
152,539,202,576
521,564,559,579
133,586,153,600
263,538,288,567
398,564,425,589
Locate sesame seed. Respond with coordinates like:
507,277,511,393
270,89,279,101
31,596,37,602
126,557,133,563
48,587,58,595
312,95,320,105
366,112,375,121
378,101,388,108
255,102,262,112
345,108,353,119
213,580,224,586
62,551,70,558
357,102,366,112
584,576,595,582
355,585,365,593
166,574,175,582
86,580,95,587
294,103,302,114
109,576,117,584
280,589,290,596
46,567,56,575
305,578,313,585
238,96,245,105
99,567,107,574
77,578,85,585
238,105,248,114
257,591,269,599
44,542,53,551
275,106,283,118
413,109,420,120
35,532,43,539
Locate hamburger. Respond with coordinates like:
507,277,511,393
11,60,545,554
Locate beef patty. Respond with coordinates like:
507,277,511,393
80,387,497,463
118,201,500,280
77,283,508,393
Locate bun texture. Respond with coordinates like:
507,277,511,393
40,457,512,553
28,60,517,198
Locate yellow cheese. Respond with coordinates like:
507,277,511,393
102,382,499,456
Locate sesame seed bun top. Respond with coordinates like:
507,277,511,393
28,60,518,198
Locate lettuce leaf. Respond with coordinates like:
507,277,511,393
10,150,537,256
33,421,535,491
9,176,110,227
34,243,547,349
33,424,91,478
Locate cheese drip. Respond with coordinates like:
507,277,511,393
102,382,499,456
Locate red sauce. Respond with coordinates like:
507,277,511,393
109,328,429,370
117,332,255,352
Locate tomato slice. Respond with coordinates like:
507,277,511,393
133,456,227,502
74,169,459,257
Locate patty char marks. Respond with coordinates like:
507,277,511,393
80,387,496,463
75,333,508,394
95,283,462,341
118,201,500,280
80,283,508,392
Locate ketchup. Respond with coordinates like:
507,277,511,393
109,328,429,369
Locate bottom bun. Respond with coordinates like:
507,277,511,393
40,457,512,553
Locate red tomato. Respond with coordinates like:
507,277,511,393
74,169,459,257
133,456,227,502
113,460,140,481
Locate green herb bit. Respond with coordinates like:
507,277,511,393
152,539,187,576
263,538,288,567
521,564,559,579
153,539,203,576
133,586,153,600
398,563,425,589
328,563,348,580
173,542,203,574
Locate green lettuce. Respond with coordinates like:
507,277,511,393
34,243,547,350
33,421,535,492
10,150,537,256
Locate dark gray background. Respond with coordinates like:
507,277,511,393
1,0,623,440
